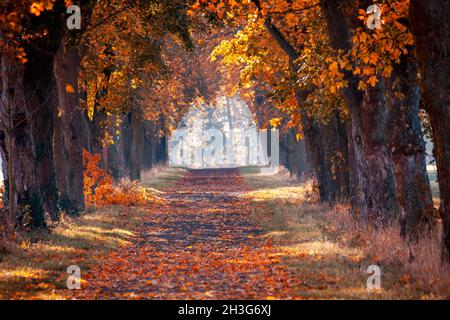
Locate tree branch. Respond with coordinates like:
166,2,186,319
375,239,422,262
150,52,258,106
83,5,132,35
249,0,300,61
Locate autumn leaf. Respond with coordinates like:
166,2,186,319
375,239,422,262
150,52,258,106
30,2,45,16
269,117,282,128
285,13,298,27
328,61,339,75
368,75,378,86
65,84,75,94
191,2,200,10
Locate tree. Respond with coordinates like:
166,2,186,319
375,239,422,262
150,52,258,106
321,0,399,224
192,0,434,231
0,0,196,227
1,0,67,227
208,2,351,202
321,0,434,230
409,0,450,257
52,0,97,214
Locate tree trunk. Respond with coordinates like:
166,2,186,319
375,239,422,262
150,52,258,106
278,131,289,171
105,121,125,179
298,104,349,202
142,121,153,170
87,106,107,156
156,136,168,164
23,45,60,222
53,43,88,214
85,68,111,158
129,111,143,181
279,128,309,178
0,57,44,228
409,0,450,257
121,114,132,173
150,134,158,166
322,0,399,224
121,111,143,181
387,53,435,236
258,11,350,202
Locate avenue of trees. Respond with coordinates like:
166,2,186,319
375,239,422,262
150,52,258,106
0,0,449,259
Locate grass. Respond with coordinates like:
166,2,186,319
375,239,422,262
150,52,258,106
0,166,182,300
141,165,186,190
0,206,147,299
241,168,450,299
1,165,447,299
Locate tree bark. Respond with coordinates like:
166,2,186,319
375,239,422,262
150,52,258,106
322,0,399,223
23,44,60,222
53,43,88,214
85,68,111,158
87,105,108,156
258,9,350,202
281,128,309,178
129,110,143,181
0,0,95,226
298,104,349,202
104,118,125,179
0,57,44,228
387,53,435,236
156,136,168,164
142,121,153,170
121,110,143,181
409,0,450,257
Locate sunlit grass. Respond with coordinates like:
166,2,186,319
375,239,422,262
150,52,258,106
0,167,184,300
0,206,147,299
241,169,450,299
141,166,186,191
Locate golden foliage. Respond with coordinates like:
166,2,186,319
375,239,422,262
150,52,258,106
82,149,158,207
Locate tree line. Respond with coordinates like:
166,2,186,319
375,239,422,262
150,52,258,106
196,0,450,258
0,0,198,231
1,0,450,260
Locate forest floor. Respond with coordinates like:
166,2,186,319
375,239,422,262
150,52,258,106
0,167,449,299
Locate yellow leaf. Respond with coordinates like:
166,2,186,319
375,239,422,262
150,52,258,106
30,2,45,16
269,117,282,128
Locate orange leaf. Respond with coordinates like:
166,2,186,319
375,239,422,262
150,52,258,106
285,13,298,27
65,84,75,94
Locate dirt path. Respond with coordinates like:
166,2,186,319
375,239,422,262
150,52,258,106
73,169,303,299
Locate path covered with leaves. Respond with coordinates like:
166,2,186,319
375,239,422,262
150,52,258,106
72,169,303,299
